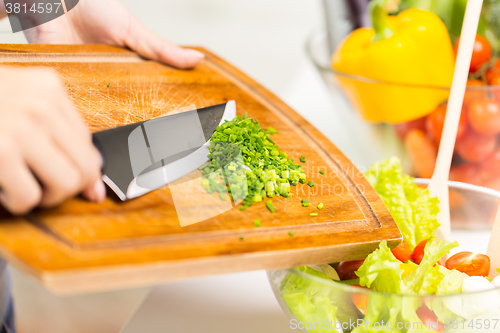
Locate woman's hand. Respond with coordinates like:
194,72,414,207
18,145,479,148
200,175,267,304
0,66,104,215
23,0,204,69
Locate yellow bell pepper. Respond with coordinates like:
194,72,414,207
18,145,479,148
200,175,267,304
331,3,455,124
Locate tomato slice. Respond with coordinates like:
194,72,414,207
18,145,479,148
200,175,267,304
445,252,491,276
336,260,364,281
411,239,428,265
416,305,445,332
411,239,447,265
351,285,369,315
392,240,412,262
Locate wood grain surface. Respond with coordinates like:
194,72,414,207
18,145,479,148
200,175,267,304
0,44,401,294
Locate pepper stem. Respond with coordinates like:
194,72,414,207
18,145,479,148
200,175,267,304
370,0,397,42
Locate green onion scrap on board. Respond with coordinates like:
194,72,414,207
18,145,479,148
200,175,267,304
200,113,310,211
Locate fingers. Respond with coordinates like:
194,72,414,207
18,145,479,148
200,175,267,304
27,70,104,205
82,179,106,203
20,123,86,207
0,67,106,214
48,101,102,190
0,139,41,215
125,19,204,69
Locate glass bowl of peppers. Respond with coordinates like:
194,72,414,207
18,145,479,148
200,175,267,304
268,171,500,333
308,1,500,194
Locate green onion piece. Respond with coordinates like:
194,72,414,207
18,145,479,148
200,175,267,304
266,200,275,213
300,155,306,163
239,237,245,241
310,213,318,217
319,170,325,175
288,231,295,236
301,199,309,207
317,202,324,210
253,219,261,227
307,181,315,187
107,83,110,88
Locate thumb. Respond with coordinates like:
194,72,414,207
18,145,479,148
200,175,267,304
125,18,204,69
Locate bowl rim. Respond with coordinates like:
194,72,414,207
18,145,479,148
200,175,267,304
279,178,500,299
306,29,500,92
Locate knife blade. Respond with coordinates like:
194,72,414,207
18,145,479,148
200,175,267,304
92,101,236,201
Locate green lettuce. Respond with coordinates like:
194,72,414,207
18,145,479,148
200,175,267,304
402,238,459,294
280,266,361,333
364,158,440,251
356,241,403,293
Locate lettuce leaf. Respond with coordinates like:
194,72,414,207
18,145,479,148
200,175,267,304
364,158,440,251
435,266,466,295
280,266,361,333
356,241,403,293
351,293,403,333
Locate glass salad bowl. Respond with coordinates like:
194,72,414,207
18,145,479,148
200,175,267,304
268,179,500,333
307,30,500,192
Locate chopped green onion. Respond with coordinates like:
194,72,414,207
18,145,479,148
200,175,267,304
266,200,275,213
319,170,325,175
300,155,306,163
317,202,323,210
265,126,279,134
253,219,261,227
301,199,309,207
288,231,295,236
136,115,143,119
200,115,306,210
307,180,315,187
310,213,318,217
239,236,245,241
107,83,110,88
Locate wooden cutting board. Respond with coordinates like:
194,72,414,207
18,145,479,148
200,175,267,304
0,44,401,294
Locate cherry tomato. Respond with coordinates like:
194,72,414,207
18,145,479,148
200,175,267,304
449,163,487,187
425,104,467,144
454,34,492,73
404,129,437,178
455,130,496,163
468,98,500,135
445,252,491,276
481,148,500,190
482,147,500,175
412,239,428,265
486,59,500,84
416,305,445,333
336,260,364,281
463,79,486,109
351,285,369,315
394,117,427,140
392,240,412,262
487,74,500,102
482,177,500,192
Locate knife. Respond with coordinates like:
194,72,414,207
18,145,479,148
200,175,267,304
92,101,236,201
